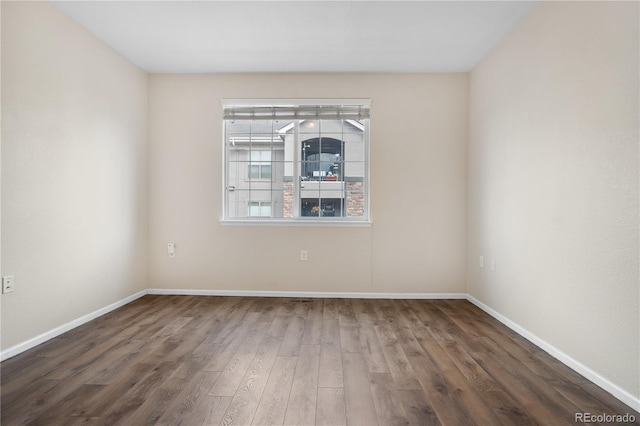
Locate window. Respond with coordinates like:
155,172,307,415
249,151,272,179
222,99,370,223
248,201,272,217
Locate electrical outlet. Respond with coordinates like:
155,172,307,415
300,250,308,261
479,255,484,268
168,242,176,258
2,276,15,293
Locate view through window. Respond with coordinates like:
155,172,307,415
223,100,370,222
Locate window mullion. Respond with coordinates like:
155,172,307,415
318,119,323,217
270,120,274,217
293,121,301,218
224,124,229,219
341,119,345,217
248,123,253,208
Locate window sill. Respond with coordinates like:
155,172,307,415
219,219,372,227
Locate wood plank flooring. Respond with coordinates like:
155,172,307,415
1,295,638,425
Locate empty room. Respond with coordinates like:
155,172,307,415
1,0,638,425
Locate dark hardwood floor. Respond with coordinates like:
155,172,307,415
1,295,638,425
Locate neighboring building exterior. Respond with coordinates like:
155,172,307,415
225,118,366,219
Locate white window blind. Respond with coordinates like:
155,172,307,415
223,99,370,121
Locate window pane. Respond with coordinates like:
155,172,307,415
345,188,365,217
261,164,272,179
248,190,274,217
270,190,285,218
249,164,260,179
251,150,272,162
260,203,272,217
299,120,320,133
301,198,320,216
227,190,250,218
248,201,272,217
248,202,261,217
272,160,287,182
343,162,365,180
228,160,250,190
320,199,340,217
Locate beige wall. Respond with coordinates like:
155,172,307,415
148,74,468,294
468,1,639,400
1,2,148,349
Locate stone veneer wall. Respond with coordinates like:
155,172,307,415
346,181,365,217
283,181,294,218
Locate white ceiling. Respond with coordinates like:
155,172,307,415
51,1,539,73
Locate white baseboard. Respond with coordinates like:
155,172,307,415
147,288,467,300
466,295,640,412
0,290,147,361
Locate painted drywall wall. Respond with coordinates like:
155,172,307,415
468,1,639,401
0,1,3,338
148,74,467,294
1,2,148,350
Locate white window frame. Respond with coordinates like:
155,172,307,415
221,99,371,226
